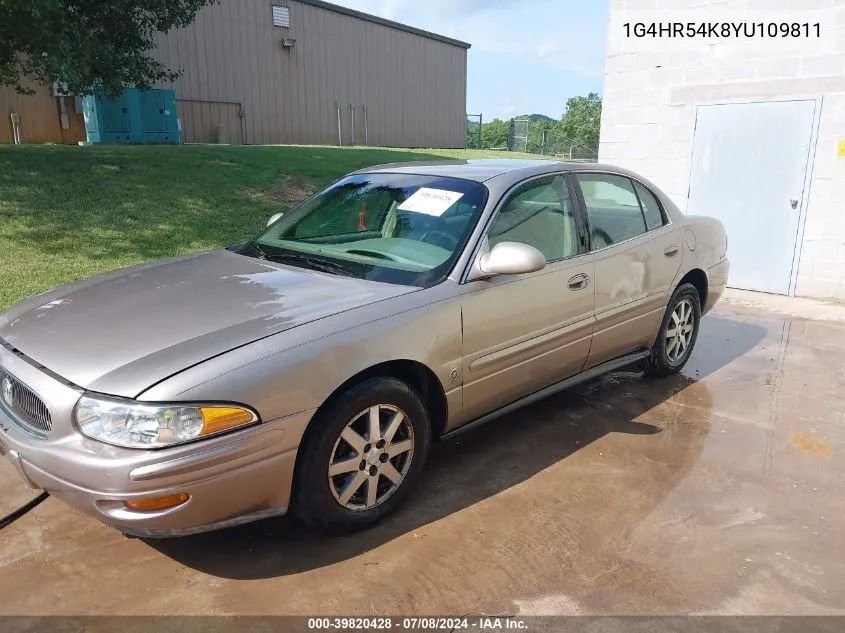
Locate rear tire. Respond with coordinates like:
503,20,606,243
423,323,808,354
291,377,431,534
641,283,701,378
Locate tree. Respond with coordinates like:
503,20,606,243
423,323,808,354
0,0,214,97
480,118,509,149
558,92,602,151
527,117,552,153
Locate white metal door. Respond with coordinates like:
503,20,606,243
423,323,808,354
686,100,816,295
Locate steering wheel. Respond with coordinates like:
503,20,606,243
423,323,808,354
420,230,459,250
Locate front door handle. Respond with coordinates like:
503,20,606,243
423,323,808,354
568,273,590,290
664,244,679,258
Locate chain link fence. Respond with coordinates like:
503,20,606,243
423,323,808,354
509,117,598,160
466,114,598,161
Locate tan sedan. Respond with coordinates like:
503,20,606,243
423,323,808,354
0,159,728,536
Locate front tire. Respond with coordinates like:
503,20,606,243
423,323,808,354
641,283,701,378
291,377,431,534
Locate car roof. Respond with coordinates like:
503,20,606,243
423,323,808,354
349,158,632,183
347,158,684,223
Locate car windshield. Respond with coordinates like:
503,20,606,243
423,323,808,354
250,173,488,287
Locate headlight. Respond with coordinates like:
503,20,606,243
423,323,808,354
74,395,259,449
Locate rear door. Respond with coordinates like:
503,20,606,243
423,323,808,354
570,172,682,369
458,174,595,423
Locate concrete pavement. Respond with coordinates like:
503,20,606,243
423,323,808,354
1,291,843,615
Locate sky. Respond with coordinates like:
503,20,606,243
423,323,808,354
332,0,609,121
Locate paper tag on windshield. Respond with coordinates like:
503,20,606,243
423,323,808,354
397,188,464,217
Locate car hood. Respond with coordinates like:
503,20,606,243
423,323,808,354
0,250,415,397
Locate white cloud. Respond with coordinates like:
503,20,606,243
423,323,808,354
535,40,560,59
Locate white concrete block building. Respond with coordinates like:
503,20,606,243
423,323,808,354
599,0,845,299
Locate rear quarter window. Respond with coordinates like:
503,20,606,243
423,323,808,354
633,182,666,231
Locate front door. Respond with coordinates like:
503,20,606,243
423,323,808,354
572,172,683,368
458,174,595,424
686,99,816,294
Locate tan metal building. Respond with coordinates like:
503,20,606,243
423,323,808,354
152,0,471,147
0,83,86,145
2,0,469,147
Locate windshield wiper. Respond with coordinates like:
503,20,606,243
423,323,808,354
265,251,354,277
244,240,267,259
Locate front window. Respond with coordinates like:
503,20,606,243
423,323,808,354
250,173,488,287
487,175,580,263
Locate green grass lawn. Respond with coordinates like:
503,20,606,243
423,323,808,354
0,144,531,311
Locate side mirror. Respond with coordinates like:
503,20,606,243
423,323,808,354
266,212,284,227
471,241,546,279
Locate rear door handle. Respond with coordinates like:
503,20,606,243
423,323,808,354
568,273,590,290
664,244,679,258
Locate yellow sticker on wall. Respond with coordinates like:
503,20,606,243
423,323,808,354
838,140,845,157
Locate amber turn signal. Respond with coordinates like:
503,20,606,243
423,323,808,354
198,406,255,436
123,493,189,512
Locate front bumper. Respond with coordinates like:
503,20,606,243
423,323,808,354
0,344,314,538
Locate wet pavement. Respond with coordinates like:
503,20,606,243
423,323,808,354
1,294,843,615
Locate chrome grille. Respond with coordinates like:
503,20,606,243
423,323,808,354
0,370,52,435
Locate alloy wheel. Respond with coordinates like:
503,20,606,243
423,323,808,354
328,404,415,511
665,298,695,364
